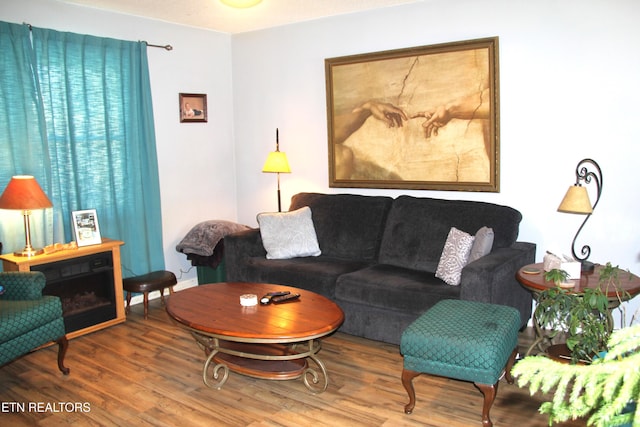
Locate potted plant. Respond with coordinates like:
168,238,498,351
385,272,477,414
512,324,640,426
513,263,638,426
535,269,609,364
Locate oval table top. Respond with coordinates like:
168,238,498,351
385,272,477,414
166,282,345,344
516,263,640,298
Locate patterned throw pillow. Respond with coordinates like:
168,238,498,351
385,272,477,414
257,206,322,260
468,226,494,263
435,227,475,286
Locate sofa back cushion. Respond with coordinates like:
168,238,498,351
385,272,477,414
378,196,522,272
289,193,393,261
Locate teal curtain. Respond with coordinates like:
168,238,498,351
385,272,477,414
0,22,164,276
0,22,52,248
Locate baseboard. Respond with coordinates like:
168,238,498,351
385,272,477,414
126,277,198,306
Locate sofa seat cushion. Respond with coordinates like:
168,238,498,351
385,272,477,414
243,255,373,299
289,193,392,261
379,195,522,272
0,296,63,343
335,264,460,314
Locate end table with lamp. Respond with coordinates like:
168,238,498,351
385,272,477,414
516,263,640,356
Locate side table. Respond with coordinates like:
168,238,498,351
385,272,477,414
516,262,640,356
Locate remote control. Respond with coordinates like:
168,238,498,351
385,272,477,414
271,293,300,303
260,291,290,304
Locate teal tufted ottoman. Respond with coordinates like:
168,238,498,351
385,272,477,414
400,299,520,427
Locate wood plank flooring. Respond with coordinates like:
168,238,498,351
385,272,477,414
0,299,585,426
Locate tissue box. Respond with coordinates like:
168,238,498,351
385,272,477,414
543,253,581,279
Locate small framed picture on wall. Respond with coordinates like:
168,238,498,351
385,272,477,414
179,93,208,123
72,209,102,246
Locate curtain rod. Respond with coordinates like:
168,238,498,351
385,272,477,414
23,22,172,51
143,42,173,51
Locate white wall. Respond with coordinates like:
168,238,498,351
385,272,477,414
231,0,640,326
1,0,237,284
2,0,639,326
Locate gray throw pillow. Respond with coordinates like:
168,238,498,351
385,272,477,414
468,226,494,263
435,227,475,286
257,206,321,260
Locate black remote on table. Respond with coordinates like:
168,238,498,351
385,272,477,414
271,293,300,303
260,291,290,304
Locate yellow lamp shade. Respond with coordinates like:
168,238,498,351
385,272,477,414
262,151,291,173
558,185,593,214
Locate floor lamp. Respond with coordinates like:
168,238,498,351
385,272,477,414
262,128,291,212
0,175,53,257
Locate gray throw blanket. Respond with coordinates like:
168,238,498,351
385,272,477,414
176,220,249,257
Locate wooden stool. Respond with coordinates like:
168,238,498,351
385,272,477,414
400,299,520,427
123,270,177,319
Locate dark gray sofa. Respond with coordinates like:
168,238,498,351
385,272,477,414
225,192,535,345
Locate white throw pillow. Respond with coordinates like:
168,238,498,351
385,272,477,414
468,226,494,263
257,206,322,260
435,227,475,286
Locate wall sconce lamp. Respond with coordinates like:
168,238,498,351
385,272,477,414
262,128,291,212
0,175,53,257
557,158,603,272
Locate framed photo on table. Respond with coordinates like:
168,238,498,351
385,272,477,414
72,209,102,246
179,93,208,123
325,37,500,192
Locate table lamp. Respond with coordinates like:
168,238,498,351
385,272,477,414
0,175,53,256
557,158,602,272
262,128,291,212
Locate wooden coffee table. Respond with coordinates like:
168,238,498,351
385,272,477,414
165,282,344,393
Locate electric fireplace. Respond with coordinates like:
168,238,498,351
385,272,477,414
33,251,117,333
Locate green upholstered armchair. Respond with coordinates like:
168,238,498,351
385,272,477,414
0,271,70,374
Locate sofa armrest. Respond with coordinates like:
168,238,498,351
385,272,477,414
0,271,47,301
459,241,536,328
224,228,265,281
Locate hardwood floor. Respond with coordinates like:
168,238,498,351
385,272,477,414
1,299,585,427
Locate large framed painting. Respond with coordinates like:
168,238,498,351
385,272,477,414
325,37,500,192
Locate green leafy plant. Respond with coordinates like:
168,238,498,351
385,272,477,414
598,262,632,325
536,269,607,363
515,263,638,426
535,284,609,364
544,268,570,286
512,324,640,427
535,265,631,364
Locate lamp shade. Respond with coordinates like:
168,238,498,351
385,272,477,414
557,185,593,214
262,151,291,173
0,175,52,210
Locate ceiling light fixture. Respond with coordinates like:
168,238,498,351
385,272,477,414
220,0,262,8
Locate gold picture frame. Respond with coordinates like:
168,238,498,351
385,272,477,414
325,37,500,192
179,93,208,123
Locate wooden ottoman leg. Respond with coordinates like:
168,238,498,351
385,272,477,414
159,288,165,305
125,291,132,314
143,292,149,319
504,348,518,384
56,336,70,375
475,382,497,427
401,368,421,414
